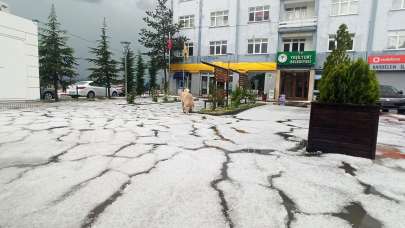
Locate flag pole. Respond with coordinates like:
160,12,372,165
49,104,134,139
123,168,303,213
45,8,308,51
168,33,171,95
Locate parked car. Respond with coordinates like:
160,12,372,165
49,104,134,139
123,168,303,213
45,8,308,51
67,81,119,98
114,84,125,96
40,87,55,101
378,85,405,114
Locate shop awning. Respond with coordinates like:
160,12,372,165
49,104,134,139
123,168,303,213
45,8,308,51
170,62,277,74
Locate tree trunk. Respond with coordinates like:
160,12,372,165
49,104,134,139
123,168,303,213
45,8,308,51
53,75,59,102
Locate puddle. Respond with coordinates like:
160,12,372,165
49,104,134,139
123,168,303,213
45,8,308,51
340,162,357,176
334,202,382,228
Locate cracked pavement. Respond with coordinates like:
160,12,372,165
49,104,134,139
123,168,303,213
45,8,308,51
0,99,405,228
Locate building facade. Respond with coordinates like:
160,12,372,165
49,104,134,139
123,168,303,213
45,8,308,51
171,0,405,100
0,5,40,101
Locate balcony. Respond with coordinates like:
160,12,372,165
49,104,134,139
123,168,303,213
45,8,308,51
279,17,318,33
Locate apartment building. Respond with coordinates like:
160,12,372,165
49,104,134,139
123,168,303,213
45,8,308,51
0,3,40,101
171,0,405,100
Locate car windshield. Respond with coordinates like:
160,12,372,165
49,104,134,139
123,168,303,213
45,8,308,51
380,85,399,94
75,81,89,85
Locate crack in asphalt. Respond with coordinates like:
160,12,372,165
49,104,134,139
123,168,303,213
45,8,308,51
266,172,297,228
190,124,200,137
4,143,83,184
339,162,400,204
209,148,234,228
50,169,111,205
210,126,236,144
80,152,182,228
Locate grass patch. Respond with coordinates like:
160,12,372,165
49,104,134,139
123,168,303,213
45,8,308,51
198,103,265,116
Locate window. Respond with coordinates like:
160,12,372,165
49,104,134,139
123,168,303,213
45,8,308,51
249,6,270,22
210,11,229,27
283,39,305,52
248,39,268,54
328,34,355,51
330,0,359,16
387,31,405,49
209,41,227,55
175,42,194,57
393,0,405,9
286,7,307,21
179,15,194,29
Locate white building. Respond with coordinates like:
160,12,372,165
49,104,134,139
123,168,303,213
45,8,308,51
0,4,40,101
171,0,405,100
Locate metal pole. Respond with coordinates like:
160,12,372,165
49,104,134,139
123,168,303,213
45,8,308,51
168,33,171,95
125,53,128,97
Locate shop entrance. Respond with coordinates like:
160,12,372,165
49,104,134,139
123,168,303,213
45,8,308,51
280,71,310,100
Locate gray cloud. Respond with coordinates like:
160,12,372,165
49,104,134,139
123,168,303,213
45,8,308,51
4,0,151,79
136,0,155,10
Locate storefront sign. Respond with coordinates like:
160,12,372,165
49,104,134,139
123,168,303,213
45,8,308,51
368,55,405,71
277,51,316,66
214,67,230,82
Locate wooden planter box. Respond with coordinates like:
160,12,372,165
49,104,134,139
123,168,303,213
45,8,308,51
307,102,380,159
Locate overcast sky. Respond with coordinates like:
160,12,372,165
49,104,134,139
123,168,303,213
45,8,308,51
4,0,156,79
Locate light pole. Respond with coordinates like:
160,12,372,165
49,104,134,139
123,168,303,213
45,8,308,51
120,41,131,99
226,53,234,107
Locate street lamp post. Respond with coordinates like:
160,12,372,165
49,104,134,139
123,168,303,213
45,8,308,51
120,41,131,99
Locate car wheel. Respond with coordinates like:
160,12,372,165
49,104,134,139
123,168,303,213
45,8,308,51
43,92,53,101
112,91,118,97
87,91,95,99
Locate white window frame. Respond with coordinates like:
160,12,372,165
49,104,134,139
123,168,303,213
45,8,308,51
248,38,269,54
285,7,307,21
175,42,195,57
209,41,228,56
387,31,405,50
392,0,405,9
328,34,355,51
249,6,270,22
179,15,195,29
283,39,306,52
210,11,229,27
330,0,359,16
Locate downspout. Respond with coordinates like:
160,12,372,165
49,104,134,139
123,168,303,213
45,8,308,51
367,0,378,57
314,0,320,69
235,0,240,62
197,0,203,62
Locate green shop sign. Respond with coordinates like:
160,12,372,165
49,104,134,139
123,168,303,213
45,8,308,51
277,51,316,66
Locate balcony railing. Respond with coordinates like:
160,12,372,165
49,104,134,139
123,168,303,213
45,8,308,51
279,17,318,30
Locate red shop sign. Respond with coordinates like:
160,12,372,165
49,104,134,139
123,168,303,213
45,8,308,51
368,55,405,64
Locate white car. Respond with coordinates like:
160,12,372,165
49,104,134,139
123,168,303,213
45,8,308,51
67,81,119,98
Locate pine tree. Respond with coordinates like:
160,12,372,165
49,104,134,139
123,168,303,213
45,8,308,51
148,58,158,92
39,4,77,101
87,18,119,98
320,24,353,103
122,47,136,102
136,55,146,96
322,24,352,79
138,0,187,95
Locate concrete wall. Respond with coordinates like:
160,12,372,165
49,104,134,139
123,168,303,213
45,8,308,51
0,11,40,101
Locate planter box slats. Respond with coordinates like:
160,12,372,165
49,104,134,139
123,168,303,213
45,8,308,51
307,102,379,159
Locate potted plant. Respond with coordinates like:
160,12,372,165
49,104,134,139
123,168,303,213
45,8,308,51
306,24,380,159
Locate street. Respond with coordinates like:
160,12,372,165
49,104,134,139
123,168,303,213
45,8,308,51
0,99,404,228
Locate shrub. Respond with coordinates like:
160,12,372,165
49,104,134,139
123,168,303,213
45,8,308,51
231,87,243,108
319,24,379,105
